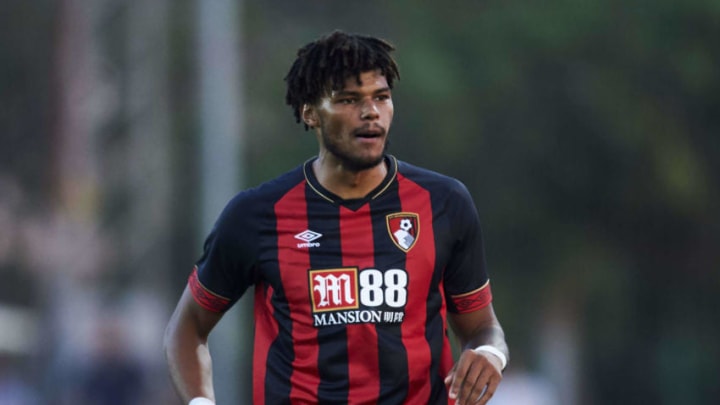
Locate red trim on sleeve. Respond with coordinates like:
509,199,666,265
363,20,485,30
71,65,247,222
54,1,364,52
451,281,493,313
188,266,231,313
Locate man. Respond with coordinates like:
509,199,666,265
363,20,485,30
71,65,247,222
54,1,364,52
164,30,508,405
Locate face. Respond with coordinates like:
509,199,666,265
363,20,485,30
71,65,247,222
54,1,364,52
304,70,394,172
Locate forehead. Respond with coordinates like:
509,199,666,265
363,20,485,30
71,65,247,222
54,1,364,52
330,70,389,94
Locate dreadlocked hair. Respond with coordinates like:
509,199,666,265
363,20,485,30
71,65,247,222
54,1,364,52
284,30,400,130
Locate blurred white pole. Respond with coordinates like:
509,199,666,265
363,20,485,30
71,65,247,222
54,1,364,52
539,304,580,405
197,0,251,403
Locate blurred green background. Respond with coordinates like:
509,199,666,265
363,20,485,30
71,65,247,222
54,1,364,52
1,0,718,404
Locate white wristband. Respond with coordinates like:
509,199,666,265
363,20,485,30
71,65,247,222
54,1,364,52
189,397,215,405
473,345,507,370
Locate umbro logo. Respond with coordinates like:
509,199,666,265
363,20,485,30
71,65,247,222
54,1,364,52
294,230,322,248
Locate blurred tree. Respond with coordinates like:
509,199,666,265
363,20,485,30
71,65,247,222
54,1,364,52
0,1,56,202
3,0,719,403
243,1,720,403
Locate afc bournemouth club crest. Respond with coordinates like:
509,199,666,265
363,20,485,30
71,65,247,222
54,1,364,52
386,212,419,252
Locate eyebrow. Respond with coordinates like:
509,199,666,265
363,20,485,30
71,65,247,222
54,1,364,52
332,87,391,97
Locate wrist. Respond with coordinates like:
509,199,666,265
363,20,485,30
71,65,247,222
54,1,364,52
473,345,507,371
189,397,215,405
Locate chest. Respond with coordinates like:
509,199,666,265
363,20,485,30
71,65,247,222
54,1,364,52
254,193,454,318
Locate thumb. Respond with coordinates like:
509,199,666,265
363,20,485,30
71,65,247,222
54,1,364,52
444,365,457,385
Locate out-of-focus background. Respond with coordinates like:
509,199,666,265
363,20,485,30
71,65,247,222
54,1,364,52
1,0,718,404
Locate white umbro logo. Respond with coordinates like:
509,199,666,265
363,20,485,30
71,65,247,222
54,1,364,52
294,230,322,248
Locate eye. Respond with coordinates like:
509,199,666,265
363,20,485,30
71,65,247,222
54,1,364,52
338,98,356,104
375,94,391,102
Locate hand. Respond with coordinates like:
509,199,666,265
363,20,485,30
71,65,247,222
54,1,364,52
444,348,503,405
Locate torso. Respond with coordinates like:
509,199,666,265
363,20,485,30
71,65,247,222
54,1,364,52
194,155,489,404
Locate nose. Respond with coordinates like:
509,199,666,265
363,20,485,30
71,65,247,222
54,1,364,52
360,99,379,120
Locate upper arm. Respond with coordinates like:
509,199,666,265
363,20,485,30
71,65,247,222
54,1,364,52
442,180,490,312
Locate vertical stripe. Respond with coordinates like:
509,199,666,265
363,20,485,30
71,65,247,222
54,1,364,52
306,195,348,402
398,173,435,403
340,204,381,402
253,284,277,405
371,188,409,403
274,182,320,403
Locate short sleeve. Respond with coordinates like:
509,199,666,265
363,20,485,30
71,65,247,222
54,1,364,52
190,192,259,312
442,180,492,313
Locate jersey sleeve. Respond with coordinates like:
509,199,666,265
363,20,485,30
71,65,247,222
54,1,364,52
442,179,493,314
190,192,259,313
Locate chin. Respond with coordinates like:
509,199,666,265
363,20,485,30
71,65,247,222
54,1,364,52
345,155,385,172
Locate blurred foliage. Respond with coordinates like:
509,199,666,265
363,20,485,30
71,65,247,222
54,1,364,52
242,1,720,403
2,0,719,403
0,1,56,204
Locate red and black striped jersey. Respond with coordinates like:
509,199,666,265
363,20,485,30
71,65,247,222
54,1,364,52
189,155,493,404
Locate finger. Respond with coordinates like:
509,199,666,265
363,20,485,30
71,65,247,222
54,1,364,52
455,360,486,404
457,369,482,405
444,365,457,386
462,353,502,405
447,355,472,400
474,372,501,405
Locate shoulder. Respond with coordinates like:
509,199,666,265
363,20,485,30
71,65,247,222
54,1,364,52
218,164,306,221
394,158,480,219
395,158,471,197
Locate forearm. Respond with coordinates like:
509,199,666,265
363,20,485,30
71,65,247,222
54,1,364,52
461,323,508,357
165,332,215,402
449,306,509,363
164,288,221,403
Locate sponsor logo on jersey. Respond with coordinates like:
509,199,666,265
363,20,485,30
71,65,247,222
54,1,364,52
308,267,408,327
294,229,322,248
386,212,419,252
309,268,359,312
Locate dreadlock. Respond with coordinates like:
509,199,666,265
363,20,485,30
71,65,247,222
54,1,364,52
284,30,400,130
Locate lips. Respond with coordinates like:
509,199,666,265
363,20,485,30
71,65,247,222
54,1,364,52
353,126,385,138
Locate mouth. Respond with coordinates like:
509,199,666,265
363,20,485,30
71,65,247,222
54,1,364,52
353,126,385,139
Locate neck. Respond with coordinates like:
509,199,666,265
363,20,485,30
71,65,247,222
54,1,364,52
312,155,387,200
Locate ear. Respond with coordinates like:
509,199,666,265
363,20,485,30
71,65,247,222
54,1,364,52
302,104,319,129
